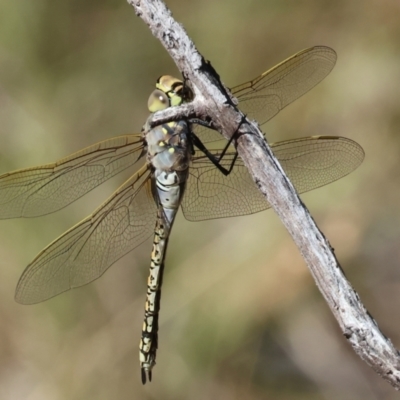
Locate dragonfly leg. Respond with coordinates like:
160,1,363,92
190,129,239,176
190,114,253,176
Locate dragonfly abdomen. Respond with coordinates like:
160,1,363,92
139,170,188,383
139,207,174,384
140,119,192,383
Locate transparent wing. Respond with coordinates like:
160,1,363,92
0,134,145,218
15,165,156,304
181,136,364,221
195,46,337,144
232,46,337,125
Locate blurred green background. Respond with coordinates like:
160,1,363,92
0,0,400,399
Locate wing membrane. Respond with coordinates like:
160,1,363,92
195,46,337,144
15,165,156,304
232,46,337,125
181,136,364,221
0,134,145,218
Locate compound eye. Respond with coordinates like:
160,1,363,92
157,75,182,92
148,89,169,112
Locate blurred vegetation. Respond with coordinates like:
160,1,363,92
0,0,400,399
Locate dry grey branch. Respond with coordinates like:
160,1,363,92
128,0,400,388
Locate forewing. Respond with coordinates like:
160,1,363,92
232,46,337,126
15,165,156,304
194,47,336,145
181,136,364,221
0,134,145,218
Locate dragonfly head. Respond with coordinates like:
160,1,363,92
148,75,193,112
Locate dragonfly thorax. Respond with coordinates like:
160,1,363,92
145,119,192,172
145,75,193,172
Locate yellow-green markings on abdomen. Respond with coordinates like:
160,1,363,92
139,210,170,379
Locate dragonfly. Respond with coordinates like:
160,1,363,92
0,46,364,383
